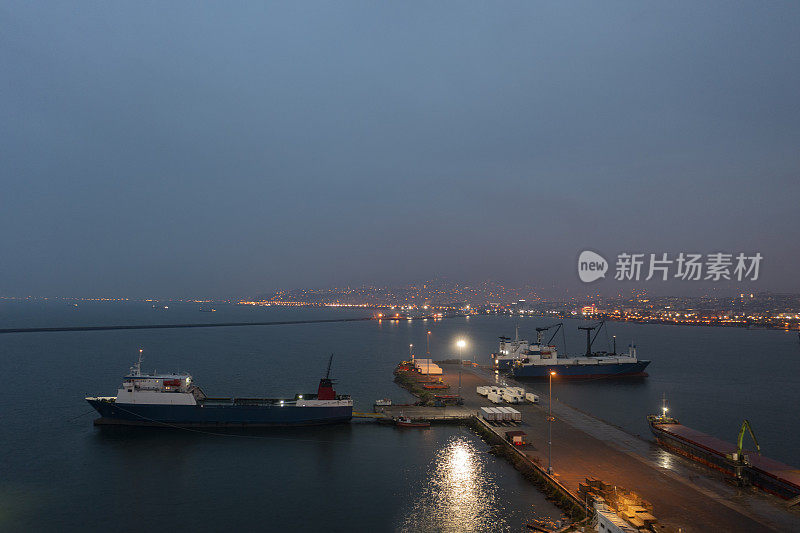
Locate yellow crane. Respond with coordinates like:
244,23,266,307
728,419,760,464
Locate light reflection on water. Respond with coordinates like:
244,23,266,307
398,437,508,532
655,449,674,470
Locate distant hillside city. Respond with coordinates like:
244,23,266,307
5,279,799,330
240,279,800,330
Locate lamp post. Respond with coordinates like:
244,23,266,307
426,331,431,358
456,339,466,400
548,370,556,474
409,344,413,361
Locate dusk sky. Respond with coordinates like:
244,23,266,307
3,2,799,298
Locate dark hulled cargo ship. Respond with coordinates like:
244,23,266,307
648,405,800,500
494,321,651,379
86,353,353,427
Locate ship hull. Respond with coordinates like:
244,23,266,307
511,360,650,379
495,359,516,370
87,399,353,427
649,421,800,500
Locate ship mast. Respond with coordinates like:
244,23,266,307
131,349,143,377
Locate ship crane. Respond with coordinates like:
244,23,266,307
578,321,604,357
536,323,566,356
324,353,335,381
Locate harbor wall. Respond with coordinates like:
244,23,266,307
466,415,589,522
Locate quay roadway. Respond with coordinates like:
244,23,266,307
435,364,800,533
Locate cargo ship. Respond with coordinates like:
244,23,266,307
499,321,650,379
648,399,800,500
86,352,353,427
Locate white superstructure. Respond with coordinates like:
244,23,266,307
93,352,204,405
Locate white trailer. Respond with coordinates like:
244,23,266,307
483,407,496,421
525,392,540,404
476,386,490,396
487,392,503,404
502,391,522,404
506,407,522,422
507,387,525,396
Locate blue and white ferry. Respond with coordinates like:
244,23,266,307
86,353,353,427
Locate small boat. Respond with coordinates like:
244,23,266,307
395,416,430,428
374,398,392,406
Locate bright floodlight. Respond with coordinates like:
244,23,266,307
456,340,466,348
550,371,556,376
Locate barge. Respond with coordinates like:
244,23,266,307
648,403,800,500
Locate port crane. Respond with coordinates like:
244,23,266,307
725,419,761,486
729,419,761,464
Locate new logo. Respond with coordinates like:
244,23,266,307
578,251,608,283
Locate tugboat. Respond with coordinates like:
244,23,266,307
86,352,353,427
394,415,430,428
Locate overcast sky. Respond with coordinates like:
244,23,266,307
2,2,799,298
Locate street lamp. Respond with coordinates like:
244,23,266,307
456,339,466,400
426,331,432,357
409,343,414,361
549,370,556,474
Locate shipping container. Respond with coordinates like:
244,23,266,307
498,407,514,421
502,391,522,404
487,392,503,404
525,392,540,403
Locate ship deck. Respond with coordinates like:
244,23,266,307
653,423,738,458
654,423,800,492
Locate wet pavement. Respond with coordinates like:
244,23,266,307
433,363,800,533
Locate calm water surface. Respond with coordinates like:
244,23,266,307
0,302,566,532
1,301,798,531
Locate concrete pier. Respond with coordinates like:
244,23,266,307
382,363,800,532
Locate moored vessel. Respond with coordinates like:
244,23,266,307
648,398,800,500
503,321,650,379
86,352,353,427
